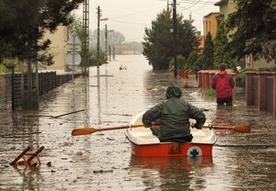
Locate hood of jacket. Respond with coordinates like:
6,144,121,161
166,85,182,99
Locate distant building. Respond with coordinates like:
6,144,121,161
203,12,220,40
214,0,236,21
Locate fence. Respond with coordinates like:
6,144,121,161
0,71,81,110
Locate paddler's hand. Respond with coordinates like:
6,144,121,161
191,123,202,129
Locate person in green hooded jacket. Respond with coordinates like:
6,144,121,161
142,84,206,142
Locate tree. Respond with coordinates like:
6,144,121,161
90,30,125,51
169,55,186,70
178,20,200,58
193,33,215,71
202,32,214,69
213,22,236,69
142,10,172,70
0,0,83,63
142,10,199,70
69,18,99,67
0,0,83,110
226,0,276,62
186,51,199,70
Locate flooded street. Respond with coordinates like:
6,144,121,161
0,55,275,191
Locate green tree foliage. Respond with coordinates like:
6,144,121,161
213,22,235,69
170,51,199,71
69,18,97,67
186,51,199,70
142,10,199,70
0,0,83,63
169,55,186,70
193,55,205,72
202,32,214,69
142,10,172,70
178,20,200,58
226,0,276,62
193,33,214,71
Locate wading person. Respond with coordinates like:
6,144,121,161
142,84,206,142
211,64,235,106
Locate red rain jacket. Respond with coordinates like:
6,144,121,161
211,71,234,99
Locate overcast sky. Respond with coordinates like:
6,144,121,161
73,0,219,42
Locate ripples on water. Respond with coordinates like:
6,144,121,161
0,55,275,191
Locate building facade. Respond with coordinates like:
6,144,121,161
203,12,220,40
43,26,69,71
214,0,275,69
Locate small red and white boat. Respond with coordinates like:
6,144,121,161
125,112,217,157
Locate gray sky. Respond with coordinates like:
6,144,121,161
73,0,219,42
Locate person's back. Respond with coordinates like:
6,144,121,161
211,64,234,106
142,85,206,142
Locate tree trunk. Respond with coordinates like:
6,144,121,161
22,59,39,110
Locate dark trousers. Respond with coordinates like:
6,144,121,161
217,97,233,106
150,127,193,142
160,134,193,142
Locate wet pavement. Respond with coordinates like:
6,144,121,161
0,55,276,191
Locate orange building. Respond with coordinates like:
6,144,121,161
203,12,220,39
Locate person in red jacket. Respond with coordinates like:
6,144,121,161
211,64,235,106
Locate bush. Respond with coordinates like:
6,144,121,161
236,72,246,88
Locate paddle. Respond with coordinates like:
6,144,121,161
71,124,145,136
203,124,251,133
72,123,251,136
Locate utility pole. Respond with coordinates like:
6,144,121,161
97,6,101,87
83,0,89,76
96,6,108,86
105,24,108,61
173,0,178,77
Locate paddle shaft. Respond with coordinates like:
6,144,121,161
72,123,250,136
71,124,144,136
202,125,235,130
94,124,144,131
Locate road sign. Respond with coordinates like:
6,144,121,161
67,35,81,52
67,52,81,66
67,35,82,66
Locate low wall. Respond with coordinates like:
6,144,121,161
246,71,276,117
196,70,275,117
197,69,237,99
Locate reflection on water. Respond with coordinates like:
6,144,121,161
129,156,213,190
0,55,275,191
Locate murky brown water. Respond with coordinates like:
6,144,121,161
0,55,275,191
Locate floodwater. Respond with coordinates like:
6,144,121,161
0,55,275,191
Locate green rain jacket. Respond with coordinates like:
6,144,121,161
142,86,206,142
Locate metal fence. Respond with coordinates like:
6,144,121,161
0,71,81,111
